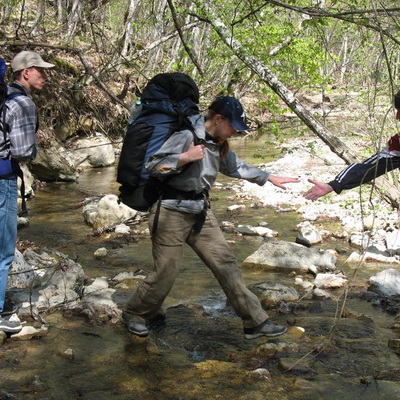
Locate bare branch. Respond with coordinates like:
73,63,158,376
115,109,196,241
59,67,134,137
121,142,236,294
166,0,204,76
264,0,400,46
204,8,400,208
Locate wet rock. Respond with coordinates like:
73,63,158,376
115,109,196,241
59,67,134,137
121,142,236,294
236,224,278,237
115,223,131,234
295,234,312,247
387,339,400,354
392,316,400,332
292,377,315,389
349,232,374,249
249,368,272,381
279,357,313,374
341,308,374,323
62,348,75,360
83,194,138,230
285,326,306,339
227,204,245,212
277,301,296,314
248,282,300,308
374,294,400,315
346,251,400,265
312,288,333,300
113,271,145,282
306,301,325,313
8,249,38,288
293,276,314,292
85,277,109,293
384,229,400,255
314,272,348,289
359,290,380,302
252,341,300,359
30,144,79,181
10,325,48,341
29,375,47,392
8,248,85,314
369,268,400,296
17,216,29,228
236,224,259,236
242,237,337,272
94,247,107,258
296,221,322,245
68,132,115,167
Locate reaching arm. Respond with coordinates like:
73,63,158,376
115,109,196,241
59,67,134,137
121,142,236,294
304,133,400,201
268,175,300,190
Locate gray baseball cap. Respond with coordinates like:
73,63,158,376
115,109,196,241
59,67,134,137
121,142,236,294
11,51,55,72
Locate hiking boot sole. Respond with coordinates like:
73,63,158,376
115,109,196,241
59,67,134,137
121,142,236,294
244,326,287,339
126,324,149,337
0,322,22,333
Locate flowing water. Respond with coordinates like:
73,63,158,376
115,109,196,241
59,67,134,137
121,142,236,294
1,138,400,400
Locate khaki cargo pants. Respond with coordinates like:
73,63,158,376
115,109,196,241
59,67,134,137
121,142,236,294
124,205,269,329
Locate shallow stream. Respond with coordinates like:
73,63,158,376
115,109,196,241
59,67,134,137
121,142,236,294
1,139,400,400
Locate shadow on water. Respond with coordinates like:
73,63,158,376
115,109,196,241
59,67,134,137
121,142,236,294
2,140,399,399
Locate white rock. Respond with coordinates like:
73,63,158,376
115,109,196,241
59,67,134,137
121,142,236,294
314,273,347,288
94,247,107,258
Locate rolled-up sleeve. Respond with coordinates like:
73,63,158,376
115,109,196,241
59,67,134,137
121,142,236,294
146,130,193,177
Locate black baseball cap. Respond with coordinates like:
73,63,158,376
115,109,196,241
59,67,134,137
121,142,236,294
209,96,250,131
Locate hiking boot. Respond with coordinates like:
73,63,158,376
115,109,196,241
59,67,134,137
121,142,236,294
122,314,149,337
0,299,18,316
244,320,288,339
0,317,22,333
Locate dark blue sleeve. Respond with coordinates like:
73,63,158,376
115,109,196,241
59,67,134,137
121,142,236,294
329,153,400,194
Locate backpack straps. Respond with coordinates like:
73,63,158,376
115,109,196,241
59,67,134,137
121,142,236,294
150,130,207,236
0,85,29,215
18,167,28,216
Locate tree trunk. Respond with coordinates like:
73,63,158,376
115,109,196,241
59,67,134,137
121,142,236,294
31,0,45,36
207,12,400,208
121,0,136,57
65,0,82,43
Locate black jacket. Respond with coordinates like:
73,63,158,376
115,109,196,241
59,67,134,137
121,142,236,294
329,133,400,193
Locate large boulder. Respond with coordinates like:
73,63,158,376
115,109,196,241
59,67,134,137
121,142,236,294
83,194,138,230
248,282,300,309
369,268,400,296
68,132,115,168
242,238,337,273
30,144,78,181
9,248,86,313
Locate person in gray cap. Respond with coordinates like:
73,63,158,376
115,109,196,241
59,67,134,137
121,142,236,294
122,95,299,339
0,50,54,333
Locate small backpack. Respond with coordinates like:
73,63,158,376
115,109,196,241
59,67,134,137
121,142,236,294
0,57,29,215
117,72,202,211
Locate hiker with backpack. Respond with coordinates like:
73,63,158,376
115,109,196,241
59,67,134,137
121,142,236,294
121,92,300,339
0,51,54,333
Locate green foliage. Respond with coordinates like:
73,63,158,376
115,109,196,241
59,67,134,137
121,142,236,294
252,153,266,160
2,0,400,147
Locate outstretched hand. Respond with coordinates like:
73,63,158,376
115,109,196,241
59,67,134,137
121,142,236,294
304,179,333,201
268,175,300,190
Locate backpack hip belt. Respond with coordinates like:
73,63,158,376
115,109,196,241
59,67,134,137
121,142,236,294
0,158,18,179
161,185,209,201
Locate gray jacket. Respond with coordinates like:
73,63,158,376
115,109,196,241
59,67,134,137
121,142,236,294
146,114,269,214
